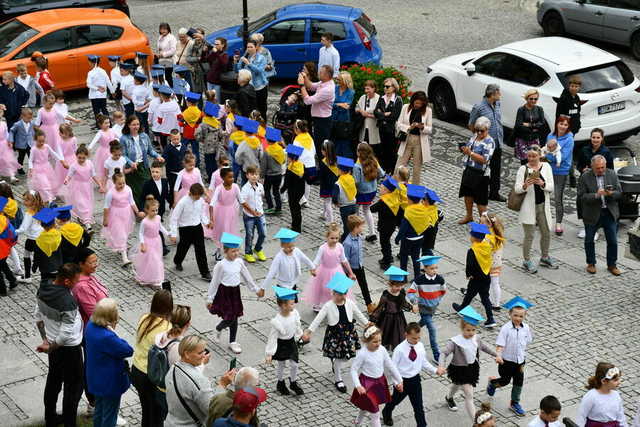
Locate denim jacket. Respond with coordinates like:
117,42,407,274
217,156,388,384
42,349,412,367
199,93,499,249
235,53,268,91
119,132,160,167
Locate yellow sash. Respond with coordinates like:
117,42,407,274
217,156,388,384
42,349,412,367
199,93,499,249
288,160,304,177
381,191,400,215
227,112,235,123
182,106,201,126
245,135,261,150
258,125,266,138
36,229,62,257
323,158,339,177
337,174,356,201
404,203,436,235
266,143,285,165
398,183,408,209
230,130,245,146
3,198,17,218
60,222,84,247
471,239,493,275
203,115,220,129
294,132,313,150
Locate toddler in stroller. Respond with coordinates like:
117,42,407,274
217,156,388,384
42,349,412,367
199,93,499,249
273,85,305,144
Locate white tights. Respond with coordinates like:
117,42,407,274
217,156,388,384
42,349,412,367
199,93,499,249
333,358,347,383
355,410,381,427
360,205,375,236
323,198,334,222
276,360,298,382
449,384,476,421
489,275,501,307
303,183,310,202
9,247,23,275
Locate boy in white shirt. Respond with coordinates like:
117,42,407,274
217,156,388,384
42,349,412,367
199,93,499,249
240,165,266,263
155,85,181,148
86,55,113,128
119,62,136,119
131,72,151,134
107,55,122,112
528,395,563,427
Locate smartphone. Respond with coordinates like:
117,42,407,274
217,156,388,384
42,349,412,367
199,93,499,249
605,185,614,191
161,280,172,293
229,357,237,370
234,49,241,56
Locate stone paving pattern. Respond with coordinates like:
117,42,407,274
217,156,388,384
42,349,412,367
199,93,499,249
1,94,640,427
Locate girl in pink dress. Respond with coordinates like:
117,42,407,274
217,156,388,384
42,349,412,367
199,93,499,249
54,123,77,197
88,115,116,189
28,129,64,203
304,222,356,311
63,145,104,231
35,93,64,154
173,153,204,206
210,167,241,260
134,195,168,289
204,155,229,241
102,170,142,266
0,109,20,182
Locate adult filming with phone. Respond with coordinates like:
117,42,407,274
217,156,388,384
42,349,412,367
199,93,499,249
234,41,268,119
202,37,229,100
165,335,236,426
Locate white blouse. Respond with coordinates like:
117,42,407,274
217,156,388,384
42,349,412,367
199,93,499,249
351,346,402,387
207,258,258,303
261,248,315,289
308,299,368,331
356,93,381,145
576,389,627,427
265,310,303,356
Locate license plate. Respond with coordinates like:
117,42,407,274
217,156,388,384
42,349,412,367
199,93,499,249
598,101,625,115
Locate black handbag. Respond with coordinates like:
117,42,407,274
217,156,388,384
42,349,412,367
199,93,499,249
331,120,352,140
173,365,203,427
397,131,407,142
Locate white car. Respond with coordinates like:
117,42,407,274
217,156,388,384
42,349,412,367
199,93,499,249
425,37,640,142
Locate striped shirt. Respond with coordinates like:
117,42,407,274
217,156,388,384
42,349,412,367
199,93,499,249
463,135,495,175
469,99,503,147
408,273,446,315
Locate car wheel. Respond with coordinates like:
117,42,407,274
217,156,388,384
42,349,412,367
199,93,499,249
431,81,456,121
542,11,564,36
631,32,640,60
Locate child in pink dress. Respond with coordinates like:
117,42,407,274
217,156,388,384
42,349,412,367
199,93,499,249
0,109,20,183
173,153,204,206
54,123,77,197
304,222,356,312
88,114,116,189
134,195,168,289
63,145,103,231
204,155,230,241
102,170,142,266
28,129,64,203
210,167,241,260
35,93,64,154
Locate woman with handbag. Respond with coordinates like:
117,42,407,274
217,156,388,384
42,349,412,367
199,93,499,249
395,91,432,184
374,78,403,174
514,145,557,274
165,335,235,426
331,71,355,158
513,89,547,165
355,80,381,157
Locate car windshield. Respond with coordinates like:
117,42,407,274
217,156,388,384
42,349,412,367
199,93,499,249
558,61,635,94
0,19,38,57
237,11,276,36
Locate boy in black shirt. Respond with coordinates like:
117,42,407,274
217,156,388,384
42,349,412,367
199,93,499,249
555,74,581,187
371,175,400,271
55,206,90,264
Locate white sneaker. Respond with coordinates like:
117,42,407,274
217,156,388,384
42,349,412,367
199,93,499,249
594,232,599,241
17,275,31,283
229,341,242,354
578,229,586,238
116,415,127,426
213,329,222,343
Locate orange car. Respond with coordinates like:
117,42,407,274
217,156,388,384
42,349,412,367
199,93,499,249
0,8,152,91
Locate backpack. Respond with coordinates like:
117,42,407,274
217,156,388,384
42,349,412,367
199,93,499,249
147,338,180,388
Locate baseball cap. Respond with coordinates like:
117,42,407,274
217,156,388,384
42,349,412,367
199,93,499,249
233,386,267,413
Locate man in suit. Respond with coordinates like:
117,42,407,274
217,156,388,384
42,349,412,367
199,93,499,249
141,161,173,255
577,155,622,276
162,129,189,194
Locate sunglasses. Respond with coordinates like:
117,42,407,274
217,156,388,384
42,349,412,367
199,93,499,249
528,97,538,101
384,85,392,89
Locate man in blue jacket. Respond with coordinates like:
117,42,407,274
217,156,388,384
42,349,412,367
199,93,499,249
0,71,29,129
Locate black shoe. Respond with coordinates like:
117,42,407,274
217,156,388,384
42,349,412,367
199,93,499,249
163,247,170,256
17,168,25,175
174,264,183,271
570,175,577,188
489,194,507,202
452,303,462,312
492,306,502,312
9,282,17,290
379,262,391,271
201,273,212,281
378,257,391,266
276,380,290,395
395,253,400,260
335,381,347,393
0,290,7,297
382,413,394,426
459,287,467,295
289,381,304,395
365,235,377,243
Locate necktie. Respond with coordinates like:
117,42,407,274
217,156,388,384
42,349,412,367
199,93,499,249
408,345,417,362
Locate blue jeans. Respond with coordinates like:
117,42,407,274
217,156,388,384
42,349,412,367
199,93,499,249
207,82,222,100
182,138,199,167
419,313,440,361
93,395,121,427
243,214,265,255
204,153,217,182
585,208,618,267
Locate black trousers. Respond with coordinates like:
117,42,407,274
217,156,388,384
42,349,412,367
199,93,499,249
460,278,494,323
379,224,395,264
352,267,372,305
44,345,84,427
379,130,398,175
255,86,268,120
124,102,134,119
174,225,209,276
312,116,332,159
135,111,149,135
17,147,30,169
339,205,357,242
491,360,525,387
0,257,16,293
264,174,282,210
90,98,108,123
131,365,164,427
399,237,422,280
383,374,426,427
489,146,502,197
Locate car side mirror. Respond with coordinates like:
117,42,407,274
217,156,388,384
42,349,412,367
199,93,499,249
464,63,476,76
575,0,586,4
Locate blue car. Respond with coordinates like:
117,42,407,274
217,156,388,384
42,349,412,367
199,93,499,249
206,3,382,79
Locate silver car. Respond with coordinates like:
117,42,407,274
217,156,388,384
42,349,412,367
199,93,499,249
537,0,640,59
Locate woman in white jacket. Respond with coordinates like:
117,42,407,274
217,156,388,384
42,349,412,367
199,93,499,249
514,145,557,274
395,91,432,184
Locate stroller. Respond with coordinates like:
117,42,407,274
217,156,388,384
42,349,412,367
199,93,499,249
611,145,640,220
272,84,306,144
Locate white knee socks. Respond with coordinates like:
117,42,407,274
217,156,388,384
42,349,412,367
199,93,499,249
462,384,476,421
277,360,299,382
355,410,380,427
303,183,310,203
490,275,501,307
333,358,346,383
323,198,334,222
9,247,23,275
276,360,286,381
362,205,375,236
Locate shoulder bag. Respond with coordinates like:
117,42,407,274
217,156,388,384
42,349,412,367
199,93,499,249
173,364,203,427
506,167,529,212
